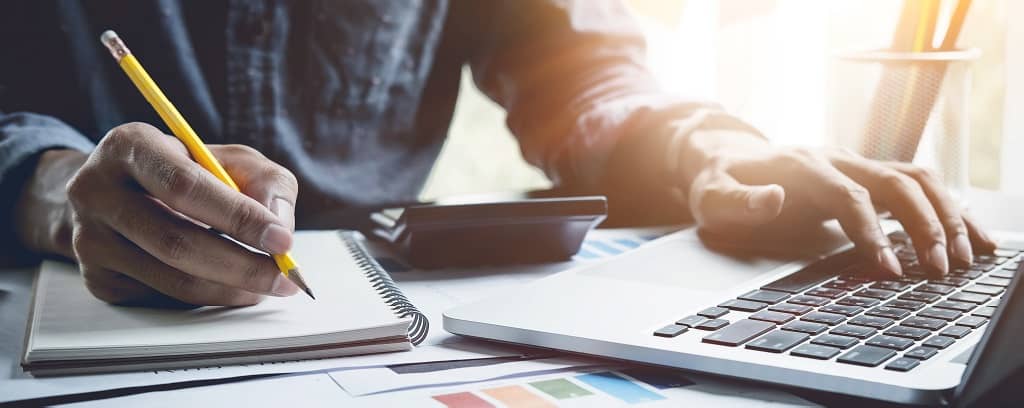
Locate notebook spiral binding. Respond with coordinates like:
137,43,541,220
340,231,429,345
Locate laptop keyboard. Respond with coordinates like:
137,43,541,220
653,232,1021,372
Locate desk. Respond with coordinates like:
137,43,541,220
1,189,1020,406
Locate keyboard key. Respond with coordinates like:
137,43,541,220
801,312,846,326
949,269,983,279
854,289,897,300
702,319,774,346
918,307,962,321
969,263,996,272
806,287,846,299
791,344,842,360
838,345,897,367
872,281,912,291
820,304,863,316
867,335,914,350
788,295,830,307
903,316,946,330
884,326,931,340
697,307,729,319
934,300,976,313
718,299,769,312
899,291,941,303
947,292,990,304
971,306,997,318
762,250,856,293
831,324,877,339
836,296,880,308
824,279,863,291
781,321,828,335
739,290,791,304
993,249,1020,257
956,316,988,329
676,315,709,327
963,284,1003,296
745,330,810,353
654,324,688,337
923,336,956,349
904,346,938,360
885,357,920,372
768,303,813,315
750,310,795,324
977,277,1012,287
939,326,971,339
976,254,1007,264
695,319,730,331
886,299,926,311
812,334,859,349
865,306,911,320
929,277,970,287
849,315,895,329
989,269,1016,279
916,284,955,295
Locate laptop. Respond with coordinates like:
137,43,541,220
444,220,1024,405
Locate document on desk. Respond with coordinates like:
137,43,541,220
61,364,817,407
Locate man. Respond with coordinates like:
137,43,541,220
1,1,995,306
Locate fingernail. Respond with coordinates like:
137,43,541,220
270,274,299,297
878,247,902,276
927,242,950,276
951,234,973,266
260,224,292,254
270,197,291,219
747,186,779,212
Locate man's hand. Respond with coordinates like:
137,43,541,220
675,128,998,278
15,122,301,306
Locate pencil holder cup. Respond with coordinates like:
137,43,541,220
828,48,980,199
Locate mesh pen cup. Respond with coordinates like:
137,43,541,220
828,48,980,197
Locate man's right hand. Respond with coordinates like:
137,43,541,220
15,122,301,306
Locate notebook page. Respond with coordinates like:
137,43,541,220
29,231,403,354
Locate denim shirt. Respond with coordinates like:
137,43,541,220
0,0,749,249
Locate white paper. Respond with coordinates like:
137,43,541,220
329,356,603,396
0,339,520,404
58,373,350,408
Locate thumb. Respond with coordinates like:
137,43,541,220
689,170,785,232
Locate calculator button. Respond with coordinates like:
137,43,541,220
749,310,795,325
820,304,863,317
788,295,830,307
768,303,813,315
923,336,955,349
695,319,730,331
899,291,941,303
698,307,730,319
801,312,846,326
781,321,828,335
962,284,1003,296
955,316,987,329
848,315,895,329
904,346,938,360
866,335,914,351
939,326,971,339
854,289,897,300
885,300,925,311
718,299,769,312
865,306,910,320
947,292,990,304
675,315,708,327
811,334,858,349
933,300,976,313
917,307,962,321
884,326,931,341
836,296,880,308
902,316,946,331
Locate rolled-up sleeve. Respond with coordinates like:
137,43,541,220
0,112,94,257
467,0,758,189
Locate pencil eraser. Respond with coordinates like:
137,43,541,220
100,30,118,45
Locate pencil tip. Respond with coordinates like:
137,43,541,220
305,288,316,300
285,268,315,300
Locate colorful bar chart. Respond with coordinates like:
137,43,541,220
430,369,693,407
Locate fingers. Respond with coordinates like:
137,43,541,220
792,154,902,278
889,162,999,256
99,123,292,254
689,168,785,234
74,222,264,307
104,191,299,297
211,145,299,231
831,157,950,276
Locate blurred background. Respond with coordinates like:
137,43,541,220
421,0,1020,201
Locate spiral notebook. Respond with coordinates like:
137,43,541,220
21,231,428,376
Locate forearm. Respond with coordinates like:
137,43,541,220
14,149,88,258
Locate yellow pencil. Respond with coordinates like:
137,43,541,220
100,30,314,300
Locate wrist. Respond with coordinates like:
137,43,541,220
14,149,88,258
